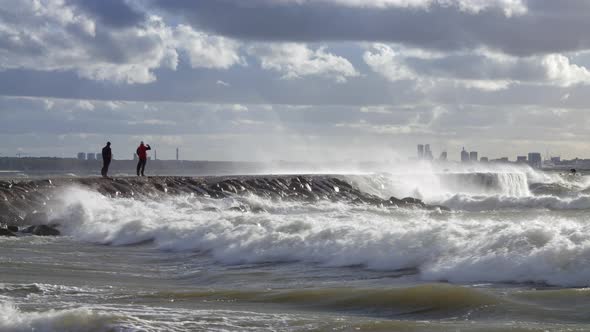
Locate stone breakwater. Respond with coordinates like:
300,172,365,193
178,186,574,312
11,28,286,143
0,175,449,235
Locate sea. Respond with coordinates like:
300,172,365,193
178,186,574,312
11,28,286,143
2,164,590,331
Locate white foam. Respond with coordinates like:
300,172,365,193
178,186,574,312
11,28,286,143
47,185,590,287
440,194,590,211
0,301,117,332
348,171,533,202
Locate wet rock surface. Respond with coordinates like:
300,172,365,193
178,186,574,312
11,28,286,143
23,225,61,236
0,175,449,235
0,228,16,237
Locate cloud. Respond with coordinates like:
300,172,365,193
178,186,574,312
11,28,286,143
561,93,570,101
127,119,176,125
363,44,416,82
106,101,122,109
273,0,527,16
5,96,590,160
174,24,244,69
542,54,590,87
216,80,231,87
130,135,184,146
231,104,249,112
363,44,590,91
77,100,95,111
67,0,145,28
154,0,590,56
248,43,359,82
360,106,392,114
0,1,243,84
43,99,55,110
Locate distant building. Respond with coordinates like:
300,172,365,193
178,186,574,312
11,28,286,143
550,156,561,163
417,144,424,159
133,154,138,161
176,147,179,161
77,152,85,160
492,157,509,163
516,156,527,163
439,151,447,161
461,147,469,162
86,153,96,160
528,152,542,168
469,151,478,162
480,157,488,162
424,144,433,160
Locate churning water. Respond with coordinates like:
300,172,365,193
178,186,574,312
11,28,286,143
2,166,590,331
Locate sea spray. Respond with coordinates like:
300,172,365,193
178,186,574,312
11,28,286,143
47,185,590,287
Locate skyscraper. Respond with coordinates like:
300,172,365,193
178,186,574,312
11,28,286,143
469,151,478,161
461,148,469,162
439,151,447,161
528,152,542,168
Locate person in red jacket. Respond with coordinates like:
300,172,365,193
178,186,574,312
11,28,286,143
136,141,151,176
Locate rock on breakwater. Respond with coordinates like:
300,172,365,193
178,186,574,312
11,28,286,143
0,175,449,230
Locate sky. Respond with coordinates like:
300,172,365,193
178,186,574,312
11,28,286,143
1,0,590,161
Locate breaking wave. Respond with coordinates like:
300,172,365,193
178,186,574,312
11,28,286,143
348,166,590,211
441,194,590,211
0,300,119,332
45,185,590,287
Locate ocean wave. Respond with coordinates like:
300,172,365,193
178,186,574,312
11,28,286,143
0,301,119,332
44,186,590,287
0,283,100,298
348,171,532,203
440,194,590,211
138,284,500,315
348,169,590,203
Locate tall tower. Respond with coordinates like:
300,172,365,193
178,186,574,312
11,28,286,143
528,152,542,168
176,147,179,161
461,147,469,162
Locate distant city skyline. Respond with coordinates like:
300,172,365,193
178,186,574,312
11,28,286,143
0,143,581,164
2,1,590,161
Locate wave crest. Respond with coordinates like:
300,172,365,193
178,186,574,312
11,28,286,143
0,301,119,332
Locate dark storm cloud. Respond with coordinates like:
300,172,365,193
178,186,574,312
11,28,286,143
67,0,145,28
154,0,590,56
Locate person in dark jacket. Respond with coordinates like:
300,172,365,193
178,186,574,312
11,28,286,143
101,142,112,178
136,141,151,176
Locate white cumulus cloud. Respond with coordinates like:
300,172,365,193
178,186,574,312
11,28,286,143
0,1,244,84
249,43,359,83
363,43,590,91
174,25,244,69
